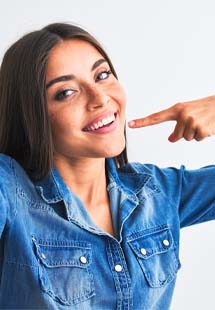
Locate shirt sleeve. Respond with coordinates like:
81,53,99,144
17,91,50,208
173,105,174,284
145,164,215,228
0,155,16,238
178,165,215,228
0,190,7,238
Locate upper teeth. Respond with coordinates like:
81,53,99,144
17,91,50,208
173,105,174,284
87,114,116,131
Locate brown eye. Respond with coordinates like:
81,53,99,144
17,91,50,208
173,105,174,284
55,89,75,101
96,70,112,81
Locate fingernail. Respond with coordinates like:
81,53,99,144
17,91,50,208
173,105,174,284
128,120,135,127
168,133,176,142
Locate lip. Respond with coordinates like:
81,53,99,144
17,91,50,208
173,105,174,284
82,110,116,131
84,113,118,135
87,115,118,135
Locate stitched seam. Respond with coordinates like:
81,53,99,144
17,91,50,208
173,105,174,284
5,261,38,268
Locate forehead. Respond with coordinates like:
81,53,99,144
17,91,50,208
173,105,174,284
46,39,104,78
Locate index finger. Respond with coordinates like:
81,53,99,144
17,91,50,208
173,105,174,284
128,106,178,128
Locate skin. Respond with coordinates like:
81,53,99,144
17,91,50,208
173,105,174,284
128,96,215,142
46,39,126,235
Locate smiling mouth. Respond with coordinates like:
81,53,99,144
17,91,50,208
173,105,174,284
83,113,117,132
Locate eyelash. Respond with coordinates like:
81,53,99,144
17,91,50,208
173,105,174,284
54,70,112,101
95,69,112,82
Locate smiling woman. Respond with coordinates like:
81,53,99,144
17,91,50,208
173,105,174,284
1,22,215,310
0,23,127,182
46,39,126,164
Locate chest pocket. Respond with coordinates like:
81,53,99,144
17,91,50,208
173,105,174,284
127,226,181,288
32,237,95,306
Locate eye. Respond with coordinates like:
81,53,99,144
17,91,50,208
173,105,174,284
96,70,112,82
54,89,75,101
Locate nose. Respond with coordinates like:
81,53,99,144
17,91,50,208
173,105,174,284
85,84,110,111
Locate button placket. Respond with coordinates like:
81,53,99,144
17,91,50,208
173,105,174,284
106,239,132,309
115,264,123,272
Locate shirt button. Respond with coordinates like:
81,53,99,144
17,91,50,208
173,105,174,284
140,248,147,255
163,239,170,247
80,256,87,264
115,264,123,272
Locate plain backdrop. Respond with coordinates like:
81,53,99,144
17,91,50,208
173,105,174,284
1,1,215,309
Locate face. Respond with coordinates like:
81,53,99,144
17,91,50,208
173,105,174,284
46,39,126,162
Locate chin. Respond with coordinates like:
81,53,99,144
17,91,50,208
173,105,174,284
102,140,126,158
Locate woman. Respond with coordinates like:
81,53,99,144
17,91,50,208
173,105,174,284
0,22,214,310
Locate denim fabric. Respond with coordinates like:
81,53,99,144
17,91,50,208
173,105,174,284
0,153,215,309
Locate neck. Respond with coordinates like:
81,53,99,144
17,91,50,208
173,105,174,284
53,156,108,207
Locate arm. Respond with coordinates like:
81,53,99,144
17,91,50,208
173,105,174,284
0,155,16,238
0,191,7,237
128,95,215,227
150,164,215,228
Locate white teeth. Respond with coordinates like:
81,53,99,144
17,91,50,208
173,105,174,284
86,113,116,131
102,118,109,125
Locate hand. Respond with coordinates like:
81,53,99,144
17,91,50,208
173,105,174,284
128,95,215,142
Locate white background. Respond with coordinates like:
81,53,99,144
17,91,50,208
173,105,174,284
1,1,215,309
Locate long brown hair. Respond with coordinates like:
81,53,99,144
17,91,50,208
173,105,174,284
0,22,128,181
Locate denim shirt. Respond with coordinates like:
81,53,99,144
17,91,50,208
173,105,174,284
0,153,215,310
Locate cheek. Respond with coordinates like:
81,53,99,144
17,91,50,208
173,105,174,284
49,111,76,138
113,84,127,108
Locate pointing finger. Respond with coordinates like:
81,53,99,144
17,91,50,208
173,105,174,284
128,106,177,128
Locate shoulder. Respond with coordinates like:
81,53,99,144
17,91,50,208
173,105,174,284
0,153,30,193
119,161,183,177
0,153,15,182
0,153,13,168
0,155,18,218
117,161,184,193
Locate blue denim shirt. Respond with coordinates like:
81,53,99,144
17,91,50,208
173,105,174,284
0,153,215,309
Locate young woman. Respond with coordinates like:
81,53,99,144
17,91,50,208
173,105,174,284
0,22,215,310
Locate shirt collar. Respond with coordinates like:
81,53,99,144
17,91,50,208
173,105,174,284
35,165,72,204
34,158,157,237
34,158,153,206
106,158,154,200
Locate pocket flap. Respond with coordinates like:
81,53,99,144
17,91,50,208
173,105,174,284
128,226,174,259
127,226,180,287
32,237,92,268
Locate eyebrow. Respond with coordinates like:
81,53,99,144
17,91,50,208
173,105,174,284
46,58,108,89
